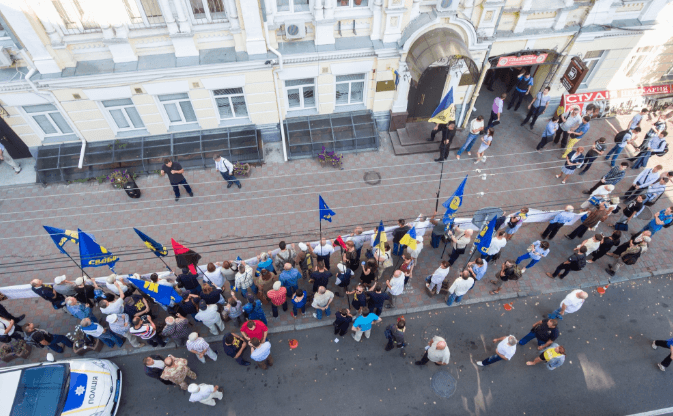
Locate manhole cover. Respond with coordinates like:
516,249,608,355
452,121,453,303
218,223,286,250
431,370,457,398
363,171,381,185
639,206,653,221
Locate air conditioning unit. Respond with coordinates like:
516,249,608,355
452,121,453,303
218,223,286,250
285,21,306,40
0,47,13,68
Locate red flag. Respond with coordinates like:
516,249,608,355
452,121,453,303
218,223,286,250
333,236,347,250
171,238,200,274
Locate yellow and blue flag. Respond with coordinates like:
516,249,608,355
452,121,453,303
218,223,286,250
372,220,387,252
398,226,418,251
474,215,497,256
78,229,118,272
43,225,86,255
442,175,468,226
428,87,456,125
319,195,336,222
133,228,168,258
128,276,181,306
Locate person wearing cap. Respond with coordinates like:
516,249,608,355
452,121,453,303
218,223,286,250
279,263,301,296
222,332,250,366
22,322,72,353
106,313,144,347
242,293,268,325
188,383,223,406
250,337,273,370
99,281,127,315
144,356,173,385
105,274,131,296
52,275,77,297
130,315,166,347
295,242,316,281
186,332,218,364
80,317,125,348
162,315,191,346
194,300,225,336
31,279,66,310
266,281,287,319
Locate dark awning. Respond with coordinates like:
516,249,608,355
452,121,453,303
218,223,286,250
406,28,479,84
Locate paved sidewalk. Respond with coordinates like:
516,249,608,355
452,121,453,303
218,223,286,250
1,82,673,367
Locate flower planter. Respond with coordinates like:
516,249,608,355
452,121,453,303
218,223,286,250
232,162,252,177
317,146,344,169
108,169,141,198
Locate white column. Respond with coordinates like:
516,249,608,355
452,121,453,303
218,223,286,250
239,0,268,55
32,0,64,46
513,13,527,33
0,0,60,73
392,61,411,113
173,0,192,33
324,0,335,20
158,0,180,34
370,0,383,40
552,9,570,30
224,0,241,29
314,0,324,20
410,0,420,21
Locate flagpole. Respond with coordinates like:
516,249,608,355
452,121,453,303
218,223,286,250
64,251,92,279
435,161,445,212
158,257,174,274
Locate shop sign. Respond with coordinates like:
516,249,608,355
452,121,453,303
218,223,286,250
561,57,588,94
496,53,548,67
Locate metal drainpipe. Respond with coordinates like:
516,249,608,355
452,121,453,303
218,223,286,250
461,6,506,129
20,50,87,169
262,21,288,162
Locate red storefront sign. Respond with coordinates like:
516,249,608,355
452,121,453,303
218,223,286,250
565,84,673,105
496,53,549,68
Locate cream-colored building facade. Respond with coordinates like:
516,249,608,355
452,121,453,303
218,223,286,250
0,0,671,167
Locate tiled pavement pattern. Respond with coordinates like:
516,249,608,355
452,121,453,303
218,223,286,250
2,84,673,366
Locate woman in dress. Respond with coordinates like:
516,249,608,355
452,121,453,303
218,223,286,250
399,253,415,286
342,241,360,273
359,259,378,286
474,128,494,164
556,147,585,184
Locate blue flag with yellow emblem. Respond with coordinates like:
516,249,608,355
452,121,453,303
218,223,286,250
428,88,456,125
133,228,168,258
128,276,181,306
474,215,497,256
78,229,118,272
442,175,468,226
43,225,88,255
319,195,336,222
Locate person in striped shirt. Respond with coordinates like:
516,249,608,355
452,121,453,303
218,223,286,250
186,332,218,364
583,162,628,195
130,316,166,348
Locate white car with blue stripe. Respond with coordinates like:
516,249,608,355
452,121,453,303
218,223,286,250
0,358,121,416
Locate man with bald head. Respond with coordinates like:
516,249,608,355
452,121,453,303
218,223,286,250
448,227,473,266
30,279,65,309
415,336,451,366
549,290,588,320
541,206,575,240
477,335,517,367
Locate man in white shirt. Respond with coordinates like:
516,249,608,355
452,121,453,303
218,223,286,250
386,270,405,306
484,230,507,262
425,261,450,295
105,274,129,296
0,142,20,173
548,290,588,320
477,335,517,367
98,284,125,315
415,336,451,366
554,106,581,148
194,300,225,335
250,337,273,369
188,383,223,406
623,165,663,202
213,154,241,189
311,286,334,320
313,238,335,270
446,270,474,306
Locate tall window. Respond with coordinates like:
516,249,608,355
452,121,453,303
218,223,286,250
213,88,248,119
286,78,315,110
158,94,197,125
102,99,145,131
337,0,368,7
335,74,366,105
277,0,310,13
580,50,604,88
189,0,227,23
23,104,74,138
51,0,100,34
625,46,655,77
124,0,165,28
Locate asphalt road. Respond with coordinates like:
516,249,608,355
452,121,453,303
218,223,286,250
112,275,673,416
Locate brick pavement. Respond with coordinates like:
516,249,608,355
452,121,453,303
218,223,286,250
1,84,673,367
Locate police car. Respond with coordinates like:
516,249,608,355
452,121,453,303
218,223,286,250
0,358,121,416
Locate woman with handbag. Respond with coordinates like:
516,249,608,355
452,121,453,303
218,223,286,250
555,147,585,184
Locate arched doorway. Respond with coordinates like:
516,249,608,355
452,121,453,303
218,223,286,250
404,28,479,121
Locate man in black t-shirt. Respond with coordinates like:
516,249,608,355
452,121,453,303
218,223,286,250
546,246,587,280
222,332,250,366
392,219,411,256
489,260,516,295
310,262,333,294
367,284,390,315
124,294,151,319
23,323,72,353
161,158,193,201
518,318,559,350
617,195,644,224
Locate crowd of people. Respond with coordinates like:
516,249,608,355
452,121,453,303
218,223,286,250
1,81,673,404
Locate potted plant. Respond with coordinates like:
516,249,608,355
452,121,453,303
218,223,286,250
317,145,344,169
107,169,141,198
232,161,253,177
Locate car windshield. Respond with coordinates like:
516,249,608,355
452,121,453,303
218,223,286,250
10,364,69,416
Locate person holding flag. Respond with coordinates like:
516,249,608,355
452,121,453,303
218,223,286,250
133,228,172,272
78,230,118,272
441,175,467,228
427,88,456,142
392,219,411,257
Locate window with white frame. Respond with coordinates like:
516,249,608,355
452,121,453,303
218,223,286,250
335,74,366,105
22,104,74,138
213,88,248,119
276,0,310,13
158,93,198,125
189,0,227,23
625,46,655,77
51,0,100,34
123,0,165,28
102,99,146,131
580,50,604,87
285,78,316,110
337,0,368,7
